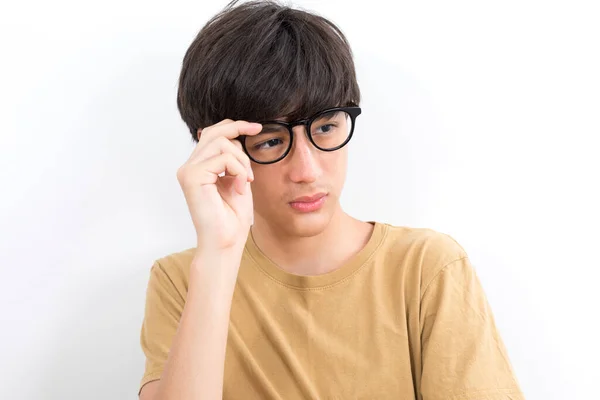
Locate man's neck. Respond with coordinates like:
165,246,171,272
250,209,373,276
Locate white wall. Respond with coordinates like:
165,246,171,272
1,0,598,399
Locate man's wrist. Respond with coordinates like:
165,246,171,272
189,246,243,293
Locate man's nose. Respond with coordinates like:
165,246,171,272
286,126,321,184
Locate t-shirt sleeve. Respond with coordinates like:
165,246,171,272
419,255,524,400
138,260,186,395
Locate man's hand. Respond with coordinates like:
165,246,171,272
176,119,263,251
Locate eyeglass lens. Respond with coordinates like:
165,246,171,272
243,110,353,163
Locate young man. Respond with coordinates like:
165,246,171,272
139,1,523,399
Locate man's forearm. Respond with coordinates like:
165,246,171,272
154,249,242,400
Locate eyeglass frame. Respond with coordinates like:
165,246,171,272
238,105,362,165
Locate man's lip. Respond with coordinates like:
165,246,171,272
290,193,327,203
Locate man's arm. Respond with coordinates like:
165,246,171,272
139,381,159,400
139,249,242,400
138,119,260,399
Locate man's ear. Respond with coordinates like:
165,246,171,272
196,128,202,141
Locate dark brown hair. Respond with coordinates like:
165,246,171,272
176,0,361,141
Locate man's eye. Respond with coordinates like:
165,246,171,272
255,138,283,150
314,124,336,134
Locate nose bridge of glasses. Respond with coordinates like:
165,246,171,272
288,118,311,135
282,120,315,159
290,121,315,151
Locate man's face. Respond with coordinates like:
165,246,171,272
249,120,349,237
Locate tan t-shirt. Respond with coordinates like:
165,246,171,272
139,222,524,399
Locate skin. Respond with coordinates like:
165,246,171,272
250,120,374,275
140,115,373,400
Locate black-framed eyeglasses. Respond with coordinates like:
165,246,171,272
238,106,362,164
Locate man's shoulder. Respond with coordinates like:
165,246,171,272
377,222,469,288
379,222,467,257
155,246,197,268
149,246,197,290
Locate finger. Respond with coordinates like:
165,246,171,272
190,136,254,181
196,118,234,140
216,138,254,182
230,140,252,180
199,120,263,146
214,118,234,126
201,153,249,195
221,138,254,181
190,120,260,164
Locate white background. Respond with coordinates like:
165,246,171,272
1,0,599,399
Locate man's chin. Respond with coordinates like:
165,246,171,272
282,209,334,238
255,201,339,238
